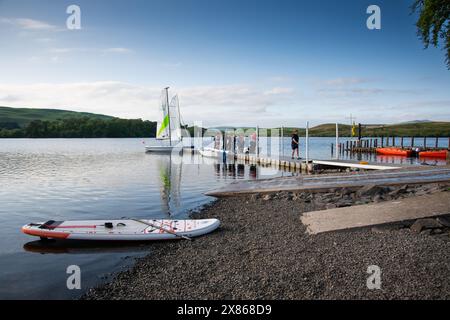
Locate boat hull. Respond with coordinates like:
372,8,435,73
376,148,412,157
419,150,448,159
145,145,181,153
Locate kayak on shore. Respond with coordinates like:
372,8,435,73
376,147,413,157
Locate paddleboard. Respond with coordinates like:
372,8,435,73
22,218,220,241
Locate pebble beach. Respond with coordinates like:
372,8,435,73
83,183,450,300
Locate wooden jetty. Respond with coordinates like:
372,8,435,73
198,150,403,173
333,136,450,155
301,191,450,235
205,166,450,197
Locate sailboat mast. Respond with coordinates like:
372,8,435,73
165,87,172,146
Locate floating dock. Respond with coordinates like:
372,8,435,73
205,167,450,197
199,149,403,173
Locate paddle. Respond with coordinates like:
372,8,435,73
130,218,192,241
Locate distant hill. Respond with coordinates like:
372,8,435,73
0,106,156,138
0,106,114,128
279,122,450,137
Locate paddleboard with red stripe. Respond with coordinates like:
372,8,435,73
22,218,220,241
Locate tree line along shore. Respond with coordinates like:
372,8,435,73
1,106,450,138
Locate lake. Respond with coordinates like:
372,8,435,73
0,137,448,299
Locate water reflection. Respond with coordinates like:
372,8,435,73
23,239,152,255
155,155,182,216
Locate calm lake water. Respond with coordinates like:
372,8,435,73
0,137,448,299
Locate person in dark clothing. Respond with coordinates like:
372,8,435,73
291,130,300,159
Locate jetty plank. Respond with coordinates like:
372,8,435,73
205,167,450,197
301,192,450,235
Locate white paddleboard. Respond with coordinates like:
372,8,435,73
22,218,220,241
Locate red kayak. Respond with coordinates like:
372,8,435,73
419,150,448,158
376,147,412,157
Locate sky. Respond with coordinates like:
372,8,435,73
0,0,449,127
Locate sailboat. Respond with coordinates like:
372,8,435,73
145,87,183,153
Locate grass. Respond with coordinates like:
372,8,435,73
0,106,114,128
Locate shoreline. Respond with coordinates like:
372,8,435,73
83,182,450,300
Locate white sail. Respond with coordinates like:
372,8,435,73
156,89,170,140
169,94,182,143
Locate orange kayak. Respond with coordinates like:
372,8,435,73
376,147,412,157
419,150,448,158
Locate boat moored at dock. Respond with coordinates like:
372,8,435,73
376,147,413,157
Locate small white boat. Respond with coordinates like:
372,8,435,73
22,218,220,241
145,87,183,153
145,145,180,153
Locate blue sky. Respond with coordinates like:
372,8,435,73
0,0,449,126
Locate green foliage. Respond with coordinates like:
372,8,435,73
412,0,450,69
0,117,156,138
0,106,156,138
0,106,113,128
276,122,450,137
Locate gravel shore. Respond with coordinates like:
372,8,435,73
83,183,450,300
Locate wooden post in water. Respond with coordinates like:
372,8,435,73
305,122,309,163
346,140,349,153
435,137,439,149
281,126,284,157
401,137,404,148
411,137,415,148
381,136,384,147
331,143,334,156
424,136,427,149
256,125,259,158
335,123,339,159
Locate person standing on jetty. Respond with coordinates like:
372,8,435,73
291,130,300,159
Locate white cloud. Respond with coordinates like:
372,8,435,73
48,47,133,54
264,87,294,95
0,17,58,30
0,82,298,127
0,82,446,127
103,47,133,54
320,77,374,86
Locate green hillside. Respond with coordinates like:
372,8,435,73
0,106,114,128
0,106,156,138
279,122,450,137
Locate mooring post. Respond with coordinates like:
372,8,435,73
331,143,334,155
346,140,349,153
401,137,404,148
411,137,415,148
435,137,439,149
305,121,309,164
424,136,427,149
256,125,259,158
381,136,384,147
335,123,339,159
